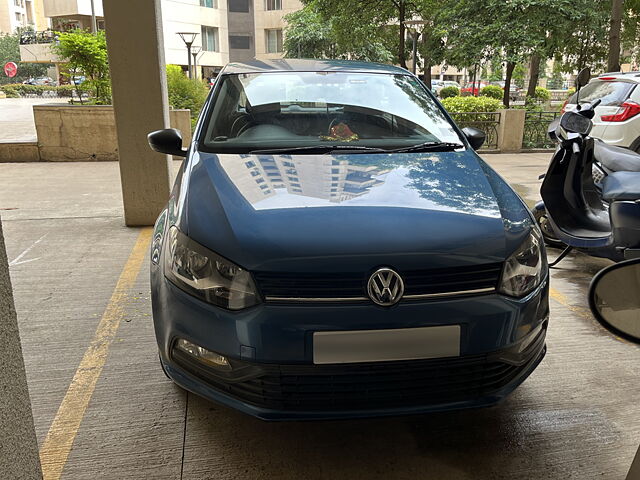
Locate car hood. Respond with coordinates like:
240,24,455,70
182,150,532,272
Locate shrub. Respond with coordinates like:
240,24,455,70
166,64,209,130
533,86,551,101
439,86,459,98
441,96,503,122
479,85,503,100
0,85,19,97
0,83,75,97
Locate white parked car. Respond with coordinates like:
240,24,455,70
564,72,640,153
432,80,461,95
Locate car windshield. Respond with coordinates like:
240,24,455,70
569,80,636,107
200,71,462,153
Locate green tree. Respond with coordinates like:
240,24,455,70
0,32,50,85
51,29,111,104
442,0,574,107
283,3,392,62
413,1,449,88
309,0,419,69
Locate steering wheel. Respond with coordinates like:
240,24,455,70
230,114,253,138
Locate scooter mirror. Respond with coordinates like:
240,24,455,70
560,111,592,135
589,258,640,344
576,67,591,89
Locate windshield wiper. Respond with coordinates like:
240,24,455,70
248,145,388,155
388,141,464,153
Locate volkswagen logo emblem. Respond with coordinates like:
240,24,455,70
367,268,404,306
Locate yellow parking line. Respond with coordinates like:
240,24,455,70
549,287,593,319
39,228,152,480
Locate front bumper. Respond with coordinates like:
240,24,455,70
152,267,549,420
162,326,546,420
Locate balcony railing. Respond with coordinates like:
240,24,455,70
19,30,58,45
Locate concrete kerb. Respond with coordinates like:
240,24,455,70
0,105,190,163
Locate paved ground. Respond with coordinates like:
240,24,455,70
0,97,67,143
2,154,639,479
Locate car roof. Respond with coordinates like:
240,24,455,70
219,59,410,75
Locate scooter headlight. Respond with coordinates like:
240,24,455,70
164,226,260,310
499,228,546,298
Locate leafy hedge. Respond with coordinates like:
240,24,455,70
533,86,550,100
479,85,503,100
439,86,459,98
166,64,209,129
0,83,76,97
441,96,503,120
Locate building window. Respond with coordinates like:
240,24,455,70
229,35,251,49
265,0,281,10
201,26,219,52
265,29,283,53
228,0,249,12
200,0,216,7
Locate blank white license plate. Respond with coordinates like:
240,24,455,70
313,325,461,364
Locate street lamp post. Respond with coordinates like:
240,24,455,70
177,32,198,79
403,20,427,75
90,0,97,33
191,46,201,79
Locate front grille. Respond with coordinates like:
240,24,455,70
253,263,503,301
173,343,543,412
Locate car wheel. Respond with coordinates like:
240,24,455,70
533,208,565,248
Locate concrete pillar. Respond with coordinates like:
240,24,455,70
0,219,43,480
497,108,526,153
103,0,172,226
628,446,640,480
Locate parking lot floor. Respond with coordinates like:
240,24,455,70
1,153,639,479
0,98,67,143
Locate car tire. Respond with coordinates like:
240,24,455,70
533,207,565,249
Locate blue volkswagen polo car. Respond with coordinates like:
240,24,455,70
148,60,549,421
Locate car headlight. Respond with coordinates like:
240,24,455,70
164,226,260,310
499,228,546,298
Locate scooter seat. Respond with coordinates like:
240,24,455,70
602,171,640,201
594,141,640,172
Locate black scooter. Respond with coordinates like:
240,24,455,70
534,114,640,248
535,68,640,267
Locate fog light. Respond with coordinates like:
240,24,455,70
517,324,544,353
176,339,231,370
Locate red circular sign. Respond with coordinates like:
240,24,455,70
4,62,18,78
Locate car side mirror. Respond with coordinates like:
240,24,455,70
589,258,640,344
148,128,186,157
462,127,486,150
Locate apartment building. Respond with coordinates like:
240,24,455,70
0,0,47,34
18,0,301,79
253,0,301,60
220,155,385,209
